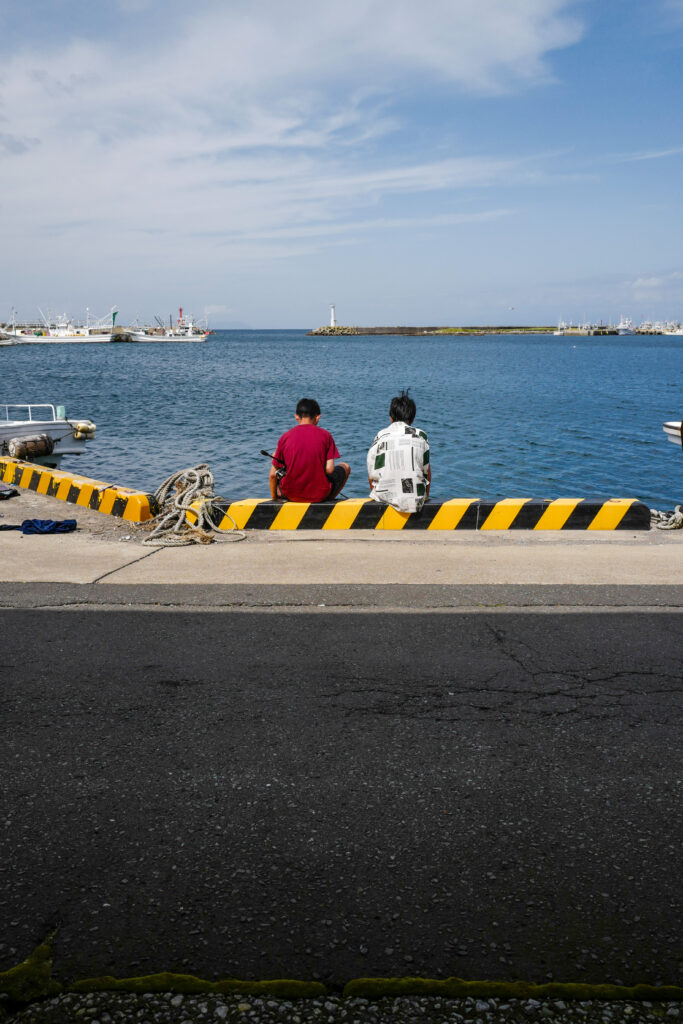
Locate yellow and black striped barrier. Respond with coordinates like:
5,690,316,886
199,496,651,531
0,457,158,522
0,455,651,529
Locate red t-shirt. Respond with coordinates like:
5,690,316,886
273,424,340,502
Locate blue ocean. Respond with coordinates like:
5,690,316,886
2,331,682,508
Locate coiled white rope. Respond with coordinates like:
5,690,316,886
140,464,245,546
650,505,683,530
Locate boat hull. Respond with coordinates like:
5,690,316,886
0,422,88,455
7,333,113,344
130,331,208,342
663,421,682,447
0,412,91,468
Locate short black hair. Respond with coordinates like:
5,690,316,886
389,390,416,425
296,397,321,419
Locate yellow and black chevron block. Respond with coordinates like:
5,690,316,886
0,457,158,522
0,455,650,530
203,496,651,531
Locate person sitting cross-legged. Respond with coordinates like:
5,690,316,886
270,397,351,502
367,390,431,513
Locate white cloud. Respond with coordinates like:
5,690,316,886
0,0,582,316
630,268,683,307
631,271,683,303
180,0,583,95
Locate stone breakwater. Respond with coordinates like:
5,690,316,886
308,325,440,335
5,992,682,1024
307,326,555,336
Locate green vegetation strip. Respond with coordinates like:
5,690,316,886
437,327,554,335
342,977,683,1001
2,942,682,1006
70,975,325,999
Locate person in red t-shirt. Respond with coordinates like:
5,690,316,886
270,398,351,502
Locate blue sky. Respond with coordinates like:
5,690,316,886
1,0,682,327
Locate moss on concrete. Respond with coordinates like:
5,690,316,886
342,977,683,1001
0,937,62,1003
3,942,681,1009
437,327,554,335
70,973,326,999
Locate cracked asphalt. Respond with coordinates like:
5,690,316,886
0,601,681,989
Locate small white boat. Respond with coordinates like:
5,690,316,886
663,324,683,336
663,421,682,447
0,404,96,469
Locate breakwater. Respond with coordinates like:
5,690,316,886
308,325,554,336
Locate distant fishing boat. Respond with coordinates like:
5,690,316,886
553,320,601,336
3,307,117,343
616,315,636,336
130,307,209,342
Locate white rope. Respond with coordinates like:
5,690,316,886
140,464,246,546
650,505,683,530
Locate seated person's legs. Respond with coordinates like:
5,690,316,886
326,462,351,500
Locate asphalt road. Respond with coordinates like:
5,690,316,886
1,601,681,989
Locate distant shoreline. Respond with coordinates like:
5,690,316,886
308,325,555,336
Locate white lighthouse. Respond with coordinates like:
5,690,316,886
330,304,336,328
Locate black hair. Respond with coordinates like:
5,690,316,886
389,389,416,425
296,397,321,419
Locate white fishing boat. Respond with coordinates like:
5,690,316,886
663,420,682,448
617,315,636,336
553,320,598,336
130,308,209,342
3,308,116,343
662,323,683,336
0,404,96,469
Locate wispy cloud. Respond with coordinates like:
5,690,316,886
195,208,516,244
609,145,683,163
660,0,683,24
632,270,683,291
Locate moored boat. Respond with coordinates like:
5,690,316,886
130,308,208,342
617,315,636,336
663,420,682,449
0,403,96,468
2,308,116,343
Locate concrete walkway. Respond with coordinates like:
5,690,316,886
1,528,682,585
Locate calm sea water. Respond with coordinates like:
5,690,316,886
2,330,682,508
